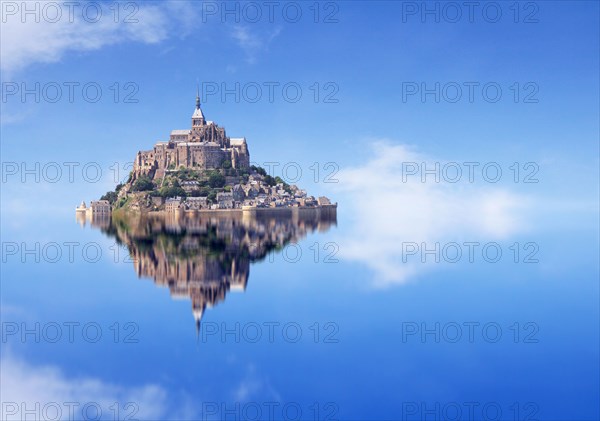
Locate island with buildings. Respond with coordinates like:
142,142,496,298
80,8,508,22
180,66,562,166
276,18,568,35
77,91,336,217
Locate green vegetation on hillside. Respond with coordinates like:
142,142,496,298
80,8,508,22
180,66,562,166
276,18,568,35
102,164,289,210
100,183,123,204
132,176,154,192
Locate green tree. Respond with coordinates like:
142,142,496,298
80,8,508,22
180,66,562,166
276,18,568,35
264,175,276,186
208,172,226,188
159,186,186,198
251,165,267,177
100,191,118,204
273,176,292,193
132,176,154,192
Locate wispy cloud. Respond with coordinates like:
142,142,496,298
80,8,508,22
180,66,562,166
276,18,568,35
230,25,282,64
1,351,170,419
232,363,280,402
329,141,532,286
0,350,205,420
0,1,198,76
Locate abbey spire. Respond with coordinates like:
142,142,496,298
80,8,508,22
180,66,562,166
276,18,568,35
192,86,205,127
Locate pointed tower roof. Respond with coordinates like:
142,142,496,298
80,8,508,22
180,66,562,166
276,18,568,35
192,85,204,119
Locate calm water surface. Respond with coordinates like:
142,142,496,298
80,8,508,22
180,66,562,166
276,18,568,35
1,209,598,420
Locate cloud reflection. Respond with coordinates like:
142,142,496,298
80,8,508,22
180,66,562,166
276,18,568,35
1,351,173,420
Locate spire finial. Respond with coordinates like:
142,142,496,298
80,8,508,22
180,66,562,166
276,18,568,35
195,83,200,110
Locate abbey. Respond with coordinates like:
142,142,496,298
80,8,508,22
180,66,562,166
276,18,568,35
133,92,250,181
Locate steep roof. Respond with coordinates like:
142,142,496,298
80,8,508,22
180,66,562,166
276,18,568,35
192,107,204,119
230,137,246,146
171,129,190,135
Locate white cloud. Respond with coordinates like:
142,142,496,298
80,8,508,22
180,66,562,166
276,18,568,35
230,25,282,64
329,142,532,286
0,351,170,419
0,1,197,76
232,364,280,403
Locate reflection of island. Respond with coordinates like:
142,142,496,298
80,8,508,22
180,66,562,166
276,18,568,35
80,210,336,330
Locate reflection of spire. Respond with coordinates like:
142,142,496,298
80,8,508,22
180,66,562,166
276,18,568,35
93,212,337,336
194,307,203,341
196,319,200,343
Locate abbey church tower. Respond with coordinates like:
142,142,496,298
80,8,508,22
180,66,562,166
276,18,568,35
133,89,250,180
192,89,205,128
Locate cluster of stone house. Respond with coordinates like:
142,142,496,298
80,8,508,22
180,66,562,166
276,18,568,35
165,192,234,211
132,93,250,182
236,174,333,209
164,172,334,212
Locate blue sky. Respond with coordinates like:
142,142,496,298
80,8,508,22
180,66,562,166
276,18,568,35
1,3,599,419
